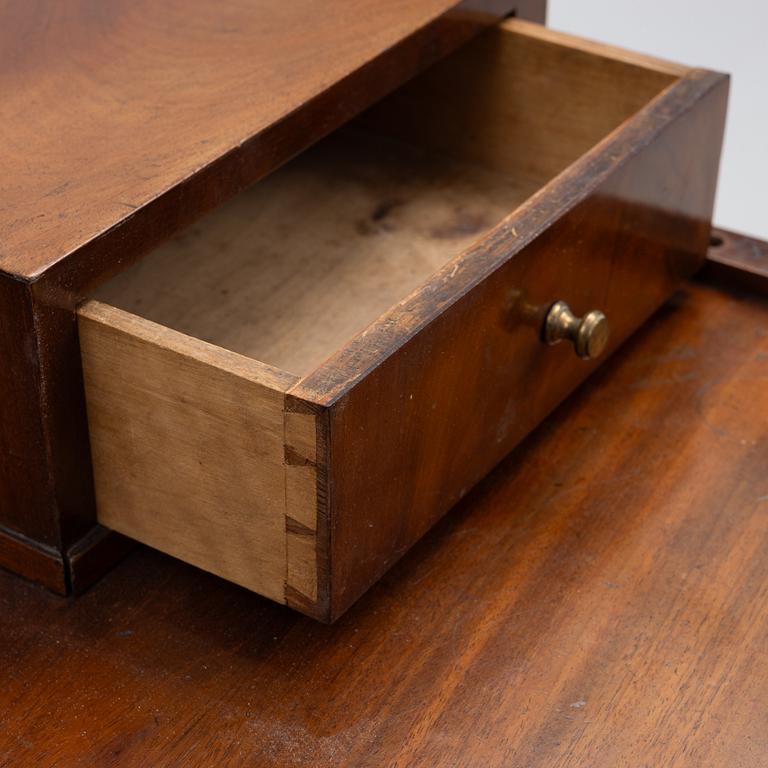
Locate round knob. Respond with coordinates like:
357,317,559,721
543,301,609,360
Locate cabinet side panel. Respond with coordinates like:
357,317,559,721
319,72,729,619
0,524,66,594
78,301,294,604
0,277,64,558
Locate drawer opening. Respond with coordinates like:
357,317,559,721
91,19,683,380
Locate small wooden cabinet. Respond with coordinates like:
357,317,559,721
0,5,727,620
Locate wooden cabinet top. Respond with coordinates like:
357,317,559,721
1,0,503,281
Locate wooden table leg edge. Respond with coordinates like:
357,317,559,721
701,227,768,295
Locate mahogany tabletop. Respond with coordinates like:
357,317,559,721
1,231,766,766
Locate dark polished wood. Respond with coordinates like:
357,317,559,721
0,279,58,547
1,252,766,765
293,62,729,619
0,0,547,593
703,227,768,294
1,0,523,281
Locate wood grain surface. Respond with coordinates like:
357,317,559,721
1,259,766,765
355,18,683,187
702,227,768,294
83,20,727,619
91,19,681,377
0,0,550,592
78,301,298,604
83,20,728,619
293,25,728,619
0,0,517,282
0,279,61,549
92,129,534,377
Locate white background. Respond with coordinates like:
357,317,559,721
548,0,768,240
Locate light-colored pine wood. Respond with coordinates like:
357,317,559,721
78,300,302,603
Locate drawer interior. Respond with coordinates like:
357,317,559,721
92,19,684,378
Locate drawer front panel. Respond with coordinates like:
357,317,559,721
298,70,729,619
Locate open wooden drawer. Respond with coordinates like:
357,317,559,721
77,19,728,621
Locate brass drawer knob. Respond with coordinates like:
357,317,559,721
543,301,609,360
